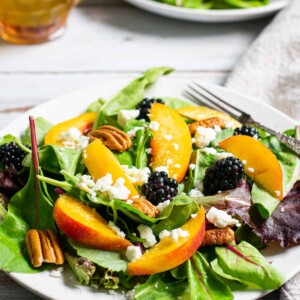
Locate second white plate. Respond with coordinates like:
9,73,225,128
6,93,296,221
123,0,289,22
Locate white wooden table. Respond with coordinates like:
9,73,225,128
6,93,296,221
0,0,280,298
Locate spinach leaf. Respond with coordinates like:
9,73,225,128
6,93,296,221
134,272,188,300
22,117,52,147
0,201,6,224
215,242,284,289
211,128,234,147
161,97,190,110
187,252,233,300
94,67,173,128
0,134,31,153
235,224,266,250
86,98,106,113
69,241,127,272
135,128,152,169
0,168,54,273
23,145,82,175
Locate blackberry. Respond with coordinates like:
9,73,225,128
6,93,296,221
0,142,27,171
141,171,178,205
203,157,244,195
234,125,261,139
136,98,165,121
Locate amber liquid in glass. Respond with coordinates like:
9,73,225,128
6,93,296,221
0,0,74,44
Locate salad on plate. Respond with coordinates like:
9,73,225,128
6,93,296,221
0,67,300,300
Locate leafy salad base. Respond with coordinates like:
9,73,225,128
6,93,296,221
3,78,299,300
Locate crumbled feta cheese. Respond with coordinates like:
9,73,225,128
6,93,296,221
94,173,113,192
49,267,64,278
108,221,126,238
117,110,140,128
189,188,204,198
149,121,160,131
77,175,96,198
194,126,216,148
126,289,135,300
203,147,217,155
126,199,133,204
191,138,196,144
156,200,170,213
189,163,196,170
108,290,117,295
248,167,255,173
166,159,173,165
127,126,145,138
215,152,233,160
191,213,197,219
274,190,281,197
77,136,90,150
154,166,169,174
253,134,259,140
107,178,131,200
224,121,234,128
174,164,181,168
146,148,152,154
121,165,150,186
242,160,247,165
126,245,142,262
280,207,285,212
214,125,222,133
195,180,204,192
137,225,157,248
164,134,173,141
159,228,189,242
206,207,240,228
60,127,82,144
173,143,179,150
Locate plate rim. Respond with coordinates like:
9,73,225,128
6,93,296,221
3,78,298,300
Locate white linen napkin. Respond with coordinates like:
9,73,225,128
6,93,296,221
225,1,300,299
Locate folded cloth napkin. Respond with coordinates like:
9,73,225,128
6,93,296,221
226,0,300,123
225,1,300,299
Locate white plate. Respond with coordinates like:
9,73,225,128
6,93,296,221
123,0,289,22
4,77,298,300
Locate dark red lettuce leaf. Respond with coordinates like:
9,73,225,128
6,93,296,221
246,181,300,247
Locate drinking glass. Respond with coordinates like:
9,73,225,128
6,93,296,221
0,0,75,44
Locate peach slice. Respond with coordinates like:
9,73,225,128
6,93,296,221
219,135,283,199
83,139,140,198
44,112,97,145
149,103,192,183
177,106,241,128
127,206,205,275
53,194,132,251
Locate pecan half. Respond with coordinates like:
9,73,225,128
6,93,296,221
129,197,158,218
88,125,132,152
189,117,226,135
201,227,234,247
25,229,64,268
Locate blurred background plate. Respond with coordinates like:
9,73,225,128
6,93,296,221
122,0,289,22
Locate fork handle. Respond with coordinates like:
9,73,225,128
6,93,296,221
248,120,300,156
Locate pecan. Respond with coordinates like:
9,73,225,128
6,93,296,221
129,197,158,218
201,227,235,247
25,229,64,268
88,125,132,152
189,117,226,135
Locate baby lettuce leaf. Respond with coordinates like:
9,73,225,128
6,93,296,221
160,97,190,110
210,128,234,148
69,241,127,272
135,128,152,169
0,168,54,273
235,224,265,250
23,145,82,175
248,181,300,247
134,272,188,300
94,67,173,129
22,117,52,147
86,98,106,113
187,252,233,300
215,242,284,289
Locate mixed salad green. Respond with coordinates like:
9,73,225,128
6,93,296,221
0,67,300,300
155,0,270,10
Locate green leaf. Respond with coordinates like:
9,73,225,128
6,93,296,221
215,242,284,289
70,241,127,272
210,128,234,147
86,98,106,113
161,97,190,110
94,67,173,128
134,272,188,300
21,117,52,147
235,224,266,249
0,168,54,273
0,134,31,153
187,252,233,300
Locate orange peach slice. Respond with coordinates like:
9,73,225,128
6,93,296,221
177,106,241,128
53,194,131,251
127,206,205,275
219,135,283,199
83,139,140,198
44,112,97,145
149,103,192,183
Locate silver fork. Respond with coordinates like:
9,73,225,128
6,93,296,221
184,82,300,156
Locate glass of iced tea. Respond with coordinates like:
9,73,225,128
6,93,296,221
0,0,75,44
